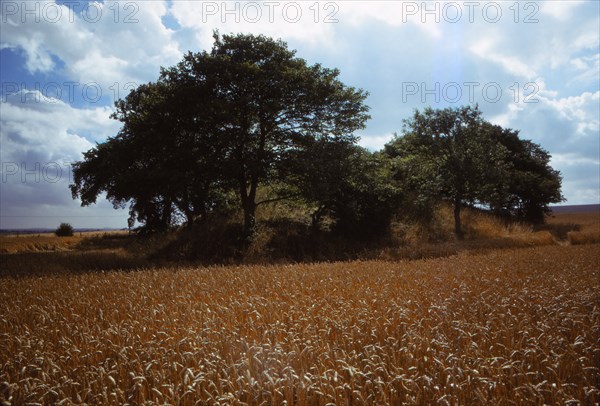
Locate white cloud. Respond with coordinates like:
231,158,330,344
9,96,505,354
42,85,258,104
358,133,395,151
0,91,114,159
339,1,442,38
540,1,585,20
489,103,524,128
550,155,600,206
469,40,537,79
21,33,56,73
559,180,600,205
0,0,182,88
170,1,340,51
551,153,600,167
0,91,128,228
542,91,600,137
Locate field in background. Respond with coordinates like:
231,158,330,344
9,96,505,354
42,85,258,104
1,207,598,270
0,230,129,255
546,210,600,245
1,244,598,404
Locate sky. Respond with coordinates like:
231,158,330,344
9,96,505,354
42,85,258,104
0,0,599,229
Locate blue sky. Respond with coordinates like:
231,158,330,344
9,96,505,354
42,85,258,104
1,0,599,229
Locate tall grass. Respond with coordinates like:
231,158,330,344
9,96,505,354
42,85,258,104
547,210,600,244
2,209,597,274
1,244,598,404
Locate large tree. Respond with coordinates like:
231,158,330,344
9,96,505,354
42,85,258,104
71,80,231,232
204,33,370,237
384,105,563,237
71,33,370,236
385,106,502,238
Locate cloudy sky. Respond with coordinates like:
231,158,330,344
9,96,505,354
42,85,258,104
1,0,599,229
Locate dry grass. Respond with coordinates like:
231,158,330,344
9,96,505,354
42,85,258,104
547,211,600,232
545,210,600,245
0,231,129,254
396,205,557,250
1,244,598,404
567,231,600,245
0,235,81,254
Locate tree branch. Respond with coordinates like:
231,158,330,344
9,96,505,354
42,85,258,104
256,194,301,206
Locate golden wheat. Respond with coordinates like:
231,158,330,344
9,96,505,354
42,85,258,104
1,244,598,404
0,231,128,254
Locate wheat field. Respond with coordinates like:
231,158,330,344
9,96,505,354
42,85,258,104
1,243,598,405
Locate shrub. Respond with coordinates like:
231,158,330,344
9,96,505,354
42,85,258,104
55,223,74,237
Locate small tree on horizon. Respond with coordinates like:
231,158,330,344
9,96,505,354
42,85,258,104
55,223,74,237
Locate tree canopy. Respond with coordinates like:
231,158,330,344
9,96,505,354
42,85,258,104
484,123,564,223
384,105,564,237
71,32,370,236
70,33,563,245
287,139,401,238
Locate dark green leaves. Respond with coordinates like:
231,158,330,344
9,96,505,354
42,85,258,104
384,105,564,234
70,33,370,235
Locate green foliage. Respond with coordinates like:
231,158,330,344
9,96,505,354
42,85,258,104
385,105,496,237
483,123,564,223
55,223,74,237
69,30,562,249
384,106,564,237
328,149,401,239
71,32,370,237
71,77,237,233
286,139,401,239
158,32,370,238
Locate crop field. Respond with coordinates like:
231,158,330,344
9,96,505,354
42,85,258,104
546,210,600,245
1,243,598,405
0,231,129,255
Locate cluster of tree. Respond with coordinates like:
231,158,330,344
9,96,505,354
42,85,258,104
70,33,563,241
384,106,564,237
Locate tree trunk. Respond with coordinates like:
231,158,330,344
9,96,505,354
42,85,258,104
311,205,326,229
239,122,265,243
240,175,258,242
454,197,463,240
242,200,256,241
161,198,173,231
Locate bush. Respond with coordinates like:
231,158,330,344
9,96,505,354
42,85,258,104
55,223,74,237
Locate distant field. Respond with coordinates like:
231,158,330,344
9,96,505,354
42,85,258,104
2,210,598,258
1,244,599,404
547,206,599,228
546,209,600,245
0,230,129,254
550,204,600,214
